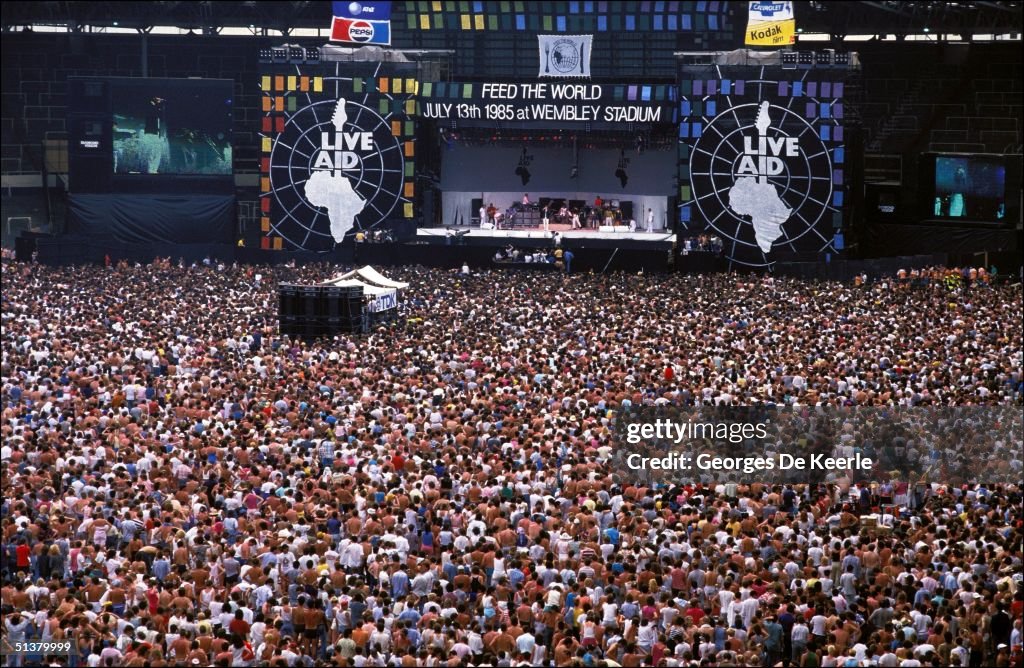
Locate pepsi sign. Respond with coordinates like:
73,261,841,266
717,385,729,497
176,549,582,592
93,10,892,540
330,16,392,45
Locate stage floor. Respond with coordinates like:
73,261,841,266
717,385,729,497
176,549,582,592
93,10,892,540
417,226,675,243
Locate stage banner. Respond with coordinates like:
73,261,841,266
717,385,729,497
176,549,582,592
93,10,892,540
331,1,392,45
258,62,417,252
745,1,796,47
538,35,593,78
677,64,847,269
419,81,673,123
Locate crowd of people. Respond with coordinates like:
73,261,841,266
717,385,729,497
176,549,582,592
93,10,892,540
2,258,1021,667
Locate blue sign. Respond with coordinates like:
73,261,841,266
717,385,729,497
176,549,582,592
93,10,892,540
333,1,392,20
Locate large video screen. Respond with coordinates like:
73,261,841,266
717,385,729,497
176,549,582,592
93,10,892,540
111,79,233,175
932,155,1006,221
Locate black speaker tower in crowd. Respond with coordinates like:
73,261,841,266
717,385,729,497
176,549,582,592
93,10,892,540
278,284,368,339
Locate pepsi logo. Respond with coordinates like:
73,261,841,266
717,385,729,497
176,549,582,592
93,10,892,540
349,20,374,42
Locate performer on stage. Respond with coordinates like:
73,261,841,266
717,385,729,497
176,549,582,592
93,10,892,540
571,210,581,229
542,204,550,232
646,207,654,233
479,203,487,227
522,193,531,206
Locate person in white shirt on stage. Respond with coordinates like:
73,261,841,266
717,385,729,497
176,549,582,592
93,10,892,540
571,211,581,229
646,208,655,232
479,204,487,227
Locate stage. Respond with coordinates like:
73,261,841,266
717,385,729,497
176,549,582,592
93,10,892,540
415,226,676,249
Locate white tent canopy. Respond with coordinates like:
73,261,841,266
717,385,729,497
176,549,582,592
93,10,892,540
324,277,394,297
334,265,409,290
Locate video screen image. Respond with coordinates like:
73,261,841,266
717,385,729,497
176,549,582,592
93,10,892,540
112,80,232,175
933,155,1006,221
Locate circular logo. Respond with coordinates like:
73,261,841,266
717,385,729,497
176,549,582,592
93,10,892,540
348,1,363,15
550,39,581,74
348,20,374,42
689,101,833,269
268,98,405,251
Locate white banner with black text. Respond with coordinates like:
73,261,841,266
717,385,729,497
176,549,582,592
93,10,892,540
538,35,593,78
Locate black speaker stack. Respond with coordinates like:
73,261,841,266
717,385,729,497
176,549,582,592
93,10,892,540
278,284,368,339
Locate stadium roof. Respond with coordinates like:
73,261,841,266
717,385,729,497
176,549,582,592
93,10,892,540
1,2,1020,38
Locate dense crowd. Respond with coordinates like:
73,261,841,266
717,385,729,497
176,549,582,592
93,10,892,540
2,259,1022,668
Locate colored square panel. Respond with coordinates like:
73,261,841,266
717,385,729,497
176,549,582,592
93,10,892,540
262,96,272,112
709,14,717,29
313,77,323,92
627,85,638,100
692,99,702,115
570,1,579,12
460,14,471,29
274,75,284,91
692,122,702,138
792,81,803,96
707,80,717,95
433,0,442,9
405,100,417,116
806,102,816,118
706,100,716,115
300,76,310,92
392,121,402,136
681,206,691,222
679,122,689,138
807,81,817,97
543,16,553,31
422,82,433,96
682,15,691,30
275,117,285,133
833,103,844,119
557,16,566,31
833,169,844,185
821,82,832,97
834,83,844,97
260,197,270,212
777,81,788,96
598,16,607,30
720,78,730,93
260,237,270,250
819,125,831,141
834,147,844,164
394,79,404,94
516,14,525,29
261,177,270,192
273,237,283,250
434,14,443,28
379,78,390,93
693,80,703,95
834,126,844,141
261,117,272,133
832,191,844,207
641,86,651,101
287,97,297,112
406,78,417,94
463,83,473,98
405,121,414,135
404,202,414,217
287,76,297,90
420,14,431,28
654,15,663,29
404,142,415,157
261,157,270,173
819,103,830,118
669,15,678,30
680,185,691,200
379,100,389,115
262,137,272,153
404,183,415,198
625,15,635,30
353,78,363,93
734,80,745,95
488,15,497,29
405,162,414,178
261,75,271,90
473,1,483,11
474,14,484,30
680,80,691,96
261,218,270,232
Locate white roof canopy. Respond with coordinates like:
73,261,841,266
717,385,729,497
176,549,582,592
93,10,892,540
323,277,395,297
335,265,409,290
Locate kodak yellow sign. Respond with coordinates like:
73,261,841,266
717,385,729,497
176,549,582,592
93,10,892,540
745,1,797,47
